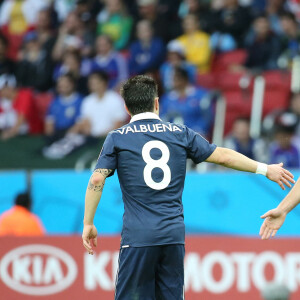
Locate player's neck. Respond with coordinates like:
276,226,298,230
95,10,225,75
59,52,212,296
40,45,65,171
130,111,159,118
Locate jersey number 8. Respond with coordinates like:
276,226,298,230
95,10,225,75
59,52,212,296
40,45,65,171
142,141,171,190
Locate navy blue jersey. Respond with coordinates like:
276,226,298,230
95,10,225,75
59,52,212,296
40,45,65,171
95,112,216,247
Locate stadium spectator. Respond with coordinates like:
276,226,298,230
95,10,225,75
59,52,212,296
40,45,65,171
224,117,266,161
0,34,15,75
279,12,300,68
178,0,210,22
82,34,128,89
204,0,238,53
52,11,94,61
159,39,196,92
286,0,300,22
35,8,56,58
45,73,83,144
53,50,88,95
136,0,181,42
16,31,54,91
208,0,252,47
69,71,127,137
264,0,287,34
43,71,127,159
176,14,211,73
54,0,77,22
0,192,45,236
97,0,133,50
0,0,48,60
252,0,267,12
245,14,281,71
269,112,300,168
232,14,282,73
0,0,47,28
0,74,42,140
160,66,213,137
177,0,212,34
129,19,165,75
75,0,100,30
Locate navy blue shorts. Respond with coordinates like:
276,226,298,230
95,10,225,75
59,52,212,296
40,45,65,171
115,244,185,300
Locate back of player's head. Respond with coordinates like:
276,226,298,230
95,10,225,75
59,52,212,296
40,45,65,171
15,192,31,211
120,75,158,115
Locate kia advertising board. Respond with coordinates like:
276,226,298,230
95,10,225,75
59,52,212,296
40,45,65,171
1,236,300,299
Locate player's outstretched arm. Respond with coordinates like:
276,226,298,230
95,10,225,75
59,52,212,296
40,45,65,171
205,147,295,190
260,178,300,240
82,168,113,255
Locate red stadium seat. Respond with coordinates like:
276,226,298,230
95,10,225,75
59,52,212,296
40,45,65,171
263,70,291,90
196,73,216,89
262,89,290,115
33,92,53,121
216,72,254,91
223,90,252,134
212,49,248,72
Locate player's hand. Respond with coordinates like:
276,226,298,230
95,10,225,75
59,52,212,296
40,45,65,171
259,208,287,240
266,163,295,190
82,224,98,255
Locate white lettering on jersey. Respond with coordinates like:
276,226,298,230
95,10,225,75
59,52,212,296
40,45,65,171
116,124,182,135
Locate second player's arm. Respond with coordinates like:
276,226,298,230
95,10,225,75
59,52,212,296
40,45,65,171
82,168,113,254
205,147,294,189
260,178,300,239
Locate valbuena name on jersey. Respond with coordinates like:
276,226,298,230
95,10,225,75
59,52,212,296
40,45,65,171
117,124,183,135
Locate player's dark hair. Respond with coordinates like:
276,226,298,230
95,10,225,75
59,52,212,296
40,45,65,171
120,75,158,115
15,192,31,211
89,70,109,84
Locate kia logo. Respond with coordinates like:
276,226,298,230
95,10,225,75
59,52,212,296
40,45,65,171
0,244,78,295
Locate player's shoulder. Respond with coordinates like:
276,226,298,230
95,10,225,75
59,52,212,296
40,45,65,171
161,121,186,131
107,123,129,137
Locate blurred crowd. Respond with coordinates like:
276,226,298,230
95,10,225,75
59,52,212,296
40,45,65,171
0,0,300,166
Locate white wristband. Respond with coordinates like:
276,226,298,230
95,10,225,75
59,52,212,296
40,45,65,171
256,163,268,176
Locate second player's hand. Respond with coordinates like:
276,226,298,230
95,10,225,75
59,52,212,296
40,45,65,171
259,208,287,240
82,224,98,255
266,163,295,190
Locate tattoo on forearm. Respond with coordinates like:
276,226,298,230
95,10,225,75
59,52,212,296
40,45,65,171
88,180,104,192
87,169,113,192
94,169,113,177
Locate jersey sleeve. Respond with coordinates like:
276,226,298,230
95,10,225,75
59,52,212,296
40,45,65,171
186,126,216,164
94,132,117,177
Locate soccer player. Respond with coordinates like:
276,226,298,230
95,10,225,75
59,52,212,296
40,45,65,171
260,178,300,240
82,75,294,299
